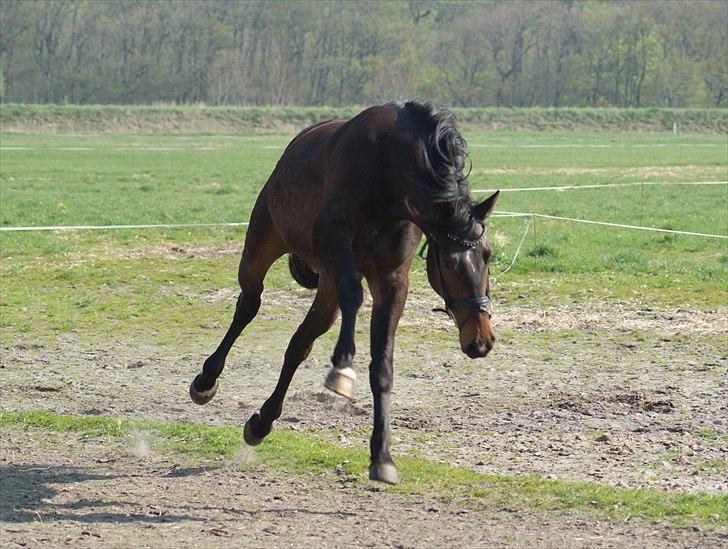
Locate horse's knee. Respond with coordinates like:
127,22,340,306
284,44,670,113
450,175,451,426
237,252,265,292
369,358,393,394
233,286,262,322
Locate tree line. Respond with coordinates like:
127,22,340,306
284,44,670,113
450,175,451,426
1,0,725,108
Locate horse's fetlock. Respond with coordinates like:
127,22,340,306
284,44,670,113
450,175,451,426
331,350,354,369
260,401,282,422
244,413,271,446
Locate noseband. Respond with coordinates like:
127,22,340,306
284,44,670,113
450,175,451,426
420,224,493,317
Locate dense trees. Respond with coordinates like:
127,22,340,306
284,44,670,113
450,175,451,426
0,0,725,107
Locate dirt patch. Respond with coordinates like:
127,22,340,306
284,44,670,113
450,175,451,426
1,295,726,502
493,304,728,335
40,242,244,268
227,285,728,336
2,428,726,548
612,391,676,414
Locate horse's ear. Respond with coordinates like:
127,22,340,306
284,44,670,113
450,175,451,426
473,191,500,220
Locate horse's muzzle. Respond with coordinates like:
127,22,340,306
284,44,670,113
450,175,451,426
462,338,493,359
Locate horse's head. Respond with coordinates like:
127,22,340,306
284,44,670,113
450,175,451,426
424,191,499,359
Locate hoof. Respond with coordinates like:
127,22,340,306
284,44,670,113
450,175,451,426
243,414,266,446
189,377,219,405
324,366,356,399
369,462,400,485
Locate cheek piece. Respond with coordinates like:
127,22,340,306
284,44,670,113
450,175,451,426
420,224,493,318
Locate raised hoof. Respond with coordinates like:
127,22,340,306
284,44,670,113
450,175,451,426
243,414,265,447
189,377,219,405
369,462,400,485
324,366,356,400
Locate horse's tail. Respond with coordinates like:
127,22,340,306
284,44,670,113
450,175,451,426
288,254,319,289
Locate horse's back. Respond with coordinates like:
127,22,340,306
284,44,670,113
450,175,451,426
264,104,402,264
270,118,344,189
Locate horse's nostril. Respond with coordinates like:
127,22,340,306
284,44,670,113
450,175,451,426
464,341,489,359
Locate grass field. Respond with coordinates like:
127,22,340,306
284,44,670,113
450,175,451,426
1,128,727,545
1,130,726,339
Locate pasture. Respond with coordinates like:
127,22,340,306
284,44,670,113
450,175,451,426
1,129,727,546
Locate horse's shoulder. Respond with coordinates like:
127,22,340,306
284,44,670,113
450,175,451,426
356,220,421,272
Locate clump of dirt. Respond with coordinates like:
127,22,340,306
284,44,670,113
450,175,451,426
613,391,675,414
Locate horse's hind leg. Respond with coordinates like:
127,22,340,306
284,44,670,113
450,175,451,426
243,275,338,445
190,191,285,404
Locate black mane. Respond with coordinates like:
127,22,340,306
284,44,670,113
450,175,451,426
397,100,475,236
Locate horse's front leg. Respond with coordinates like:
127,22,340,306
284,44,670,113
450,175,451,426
316,219,364,399
366,266,409,485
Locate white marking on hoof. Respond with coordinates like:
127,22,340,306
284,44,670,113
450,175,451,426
189,379,219,405
324,367,356,400
369,462,400,485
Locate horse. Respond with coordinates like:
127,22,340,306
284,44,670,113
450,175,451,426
189,100,499,485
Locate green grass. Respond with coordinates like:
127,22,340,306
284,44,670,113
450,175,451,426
1,410,726,528
1,131,726,313
697,427,720,441
2,104,726,133
0,130,726,346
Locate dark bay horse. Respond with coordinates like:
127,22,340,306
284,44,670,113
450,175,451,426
190,100,499,484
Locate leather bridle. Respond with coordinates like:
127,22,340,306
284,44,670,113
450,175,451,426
420,224,493,318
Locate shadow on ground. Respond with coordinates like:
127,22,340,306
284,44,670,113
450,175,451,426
0,463,201,524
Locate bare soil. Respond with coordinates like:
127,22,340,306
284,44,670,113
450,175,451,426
1,292,727,547
2,429,726,548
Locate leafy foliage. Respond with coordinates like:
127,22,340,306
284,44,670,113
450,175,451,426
0,1,725,108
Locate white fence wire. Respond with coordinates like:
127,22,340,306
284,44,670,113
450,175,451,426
473,180,727,193
1,180,725,238
2,211,725,239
